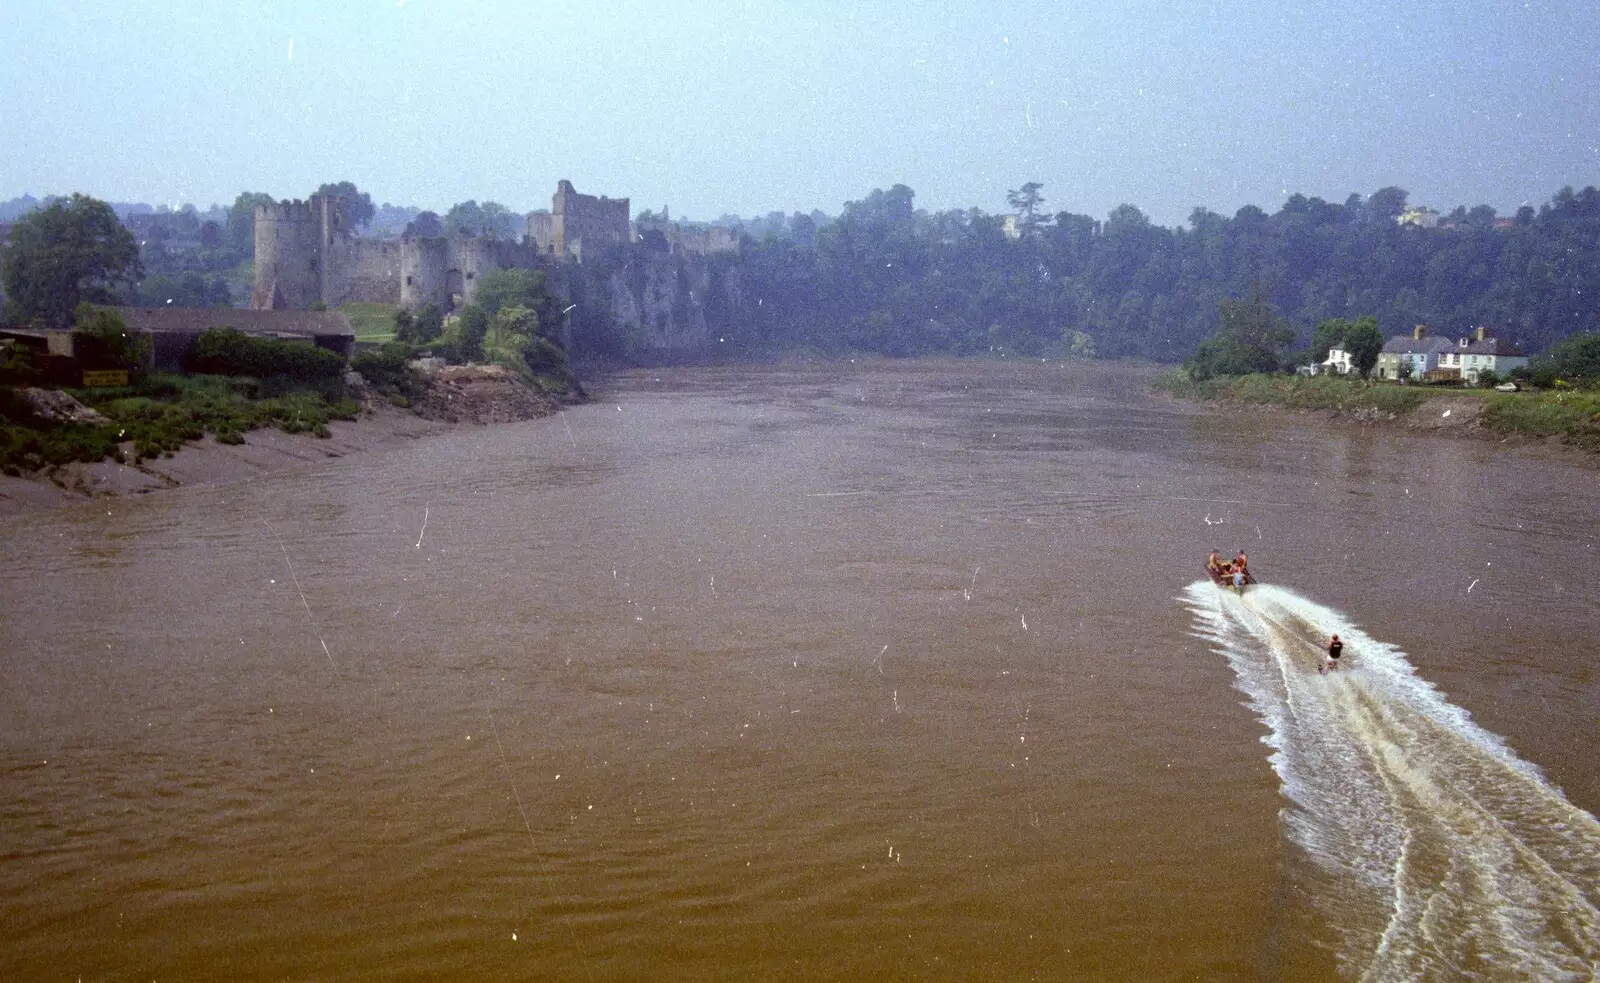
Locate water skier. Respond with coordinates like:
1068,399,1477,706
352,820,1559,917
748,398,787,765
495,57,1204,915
1321,633,1343,673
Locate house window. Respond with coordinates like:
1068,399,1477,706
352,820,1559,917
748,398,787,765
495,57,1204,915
405,276,413,286
466,272,475,280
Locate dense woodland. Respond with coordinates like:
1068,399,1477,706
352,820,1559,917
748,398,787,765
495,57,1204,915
698,184,1600,363
5,183,1600,365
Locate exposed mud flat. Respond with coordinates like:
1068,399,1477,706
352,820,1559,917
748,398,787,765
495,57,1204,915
0,368,582,515
0,402,450,515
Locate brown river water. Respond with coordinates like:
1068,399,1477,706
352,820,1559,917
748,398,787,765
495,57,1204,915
2,360,1597,981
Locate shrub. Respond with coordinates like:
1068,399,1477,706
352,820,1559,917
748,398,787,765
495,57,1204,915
351,341,419,391
72,304,152,376
182,327,345,382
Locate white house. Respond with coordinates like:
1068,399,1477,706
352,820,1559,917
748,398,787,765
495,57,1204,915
1320,344,1357,376
1436,328,1529,383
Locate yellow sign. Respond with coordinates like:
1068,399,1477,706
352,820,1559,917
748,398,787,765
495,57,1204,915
82,369,129,387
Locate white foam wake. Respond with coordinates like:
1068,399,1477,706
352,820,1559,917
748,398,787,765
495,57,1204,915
1182,582,1600,982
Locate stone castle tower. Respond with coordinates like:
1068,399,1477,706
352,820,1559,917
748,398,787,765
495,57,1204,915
243,198,328,310
250,194,403,310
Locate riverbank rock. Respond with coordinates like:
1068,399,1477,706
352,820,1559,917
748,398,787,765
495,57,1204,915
20,389,110,425
410,364,572,425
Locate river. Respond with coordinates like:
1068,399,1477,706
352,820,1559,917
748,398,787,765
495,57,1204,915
2,360,1596,981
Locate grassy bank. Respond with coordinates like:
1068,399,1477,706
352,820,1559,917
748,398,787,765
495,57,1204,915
1482,388,1600,451
1154,371,1429,415
340,302,399,343
0,373,359,474
1155,370,1600,453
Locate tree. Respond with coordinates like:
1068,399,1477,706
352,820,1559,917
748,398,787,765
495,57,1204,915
443,200,516,238
406,210,443,237
1311,317,1353,361
314,181,374,229
1534,331,1600,383
1006,182,1046,233
1184,287,1295,379
413,303,444,343
1367,186,1409,222
478,202,517,239
1342,316,1384,377
472,268,561,330
226,192,275,252
2,193,142,327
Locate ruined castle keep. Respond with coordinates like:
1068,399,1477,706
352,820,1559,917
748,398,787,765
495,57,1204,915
525,180,631,262
251,180,634,313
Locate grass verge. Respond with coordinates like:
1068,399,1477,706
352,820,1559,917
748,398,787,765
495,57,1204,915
341,302,399,343
1482,389,1600,452
1153,371,1429,415
1156,370,1600,453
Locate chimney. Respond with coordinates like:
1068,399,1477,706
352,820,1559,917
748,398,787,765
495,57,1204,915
1413,324,1428,341
1475,326,1489,342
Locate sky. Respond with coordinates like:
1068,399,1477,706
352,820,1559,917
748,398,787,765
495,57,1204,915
2,0,1598,227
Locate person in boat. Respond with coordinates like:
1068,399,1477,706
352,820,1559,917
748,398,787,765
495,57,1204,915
1207,550,1223,576
1234,551,1248,576
1232,566,1246,593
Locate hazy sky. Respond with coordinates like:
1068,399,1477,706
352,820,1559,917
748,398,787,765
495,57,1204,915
3,0,1597,226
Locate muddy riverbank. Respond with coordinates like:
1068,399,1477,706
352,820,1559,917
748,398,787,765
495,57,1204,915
0,365,582,515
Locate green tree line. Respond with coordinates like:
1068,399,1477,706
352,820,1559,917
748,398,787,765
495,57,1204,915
699,183,1600,362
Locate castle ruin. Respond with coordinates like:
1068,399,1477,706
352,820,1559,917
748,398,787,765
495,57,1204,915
526,180,631,263
252,180,633,313
248,180,737,356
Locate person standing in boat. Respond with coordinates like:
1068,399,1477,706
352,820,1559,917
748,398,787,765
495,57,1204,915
1234,551,1249,579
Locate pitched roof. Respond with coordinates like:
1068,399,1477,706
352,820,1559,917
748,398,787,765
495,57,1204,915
1459,336,1525,357
1381,335,1456,355
112,307,354,338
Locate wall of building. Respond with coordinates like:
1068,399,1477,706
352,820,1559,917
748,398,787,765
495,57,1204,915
551,180,629,260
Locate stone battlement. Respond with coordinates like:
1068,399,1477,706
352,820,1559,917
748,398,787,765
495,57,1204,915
255,198,322,223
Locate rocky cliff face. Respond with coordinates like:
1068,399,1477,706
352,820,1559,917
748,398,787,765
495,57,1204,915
607,253,710,350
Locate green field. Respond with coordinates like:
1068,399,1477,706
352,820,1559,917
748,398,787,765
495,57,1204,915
340,302,399,342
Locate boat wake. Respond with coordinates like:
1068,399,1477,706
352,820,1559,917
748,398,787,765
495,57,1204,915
1182,582,1600,981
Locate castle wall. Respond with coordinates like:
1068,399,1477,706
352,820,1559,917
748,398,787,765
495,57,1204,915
397,236,544,311
631,218,740,258
341,240,403,305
